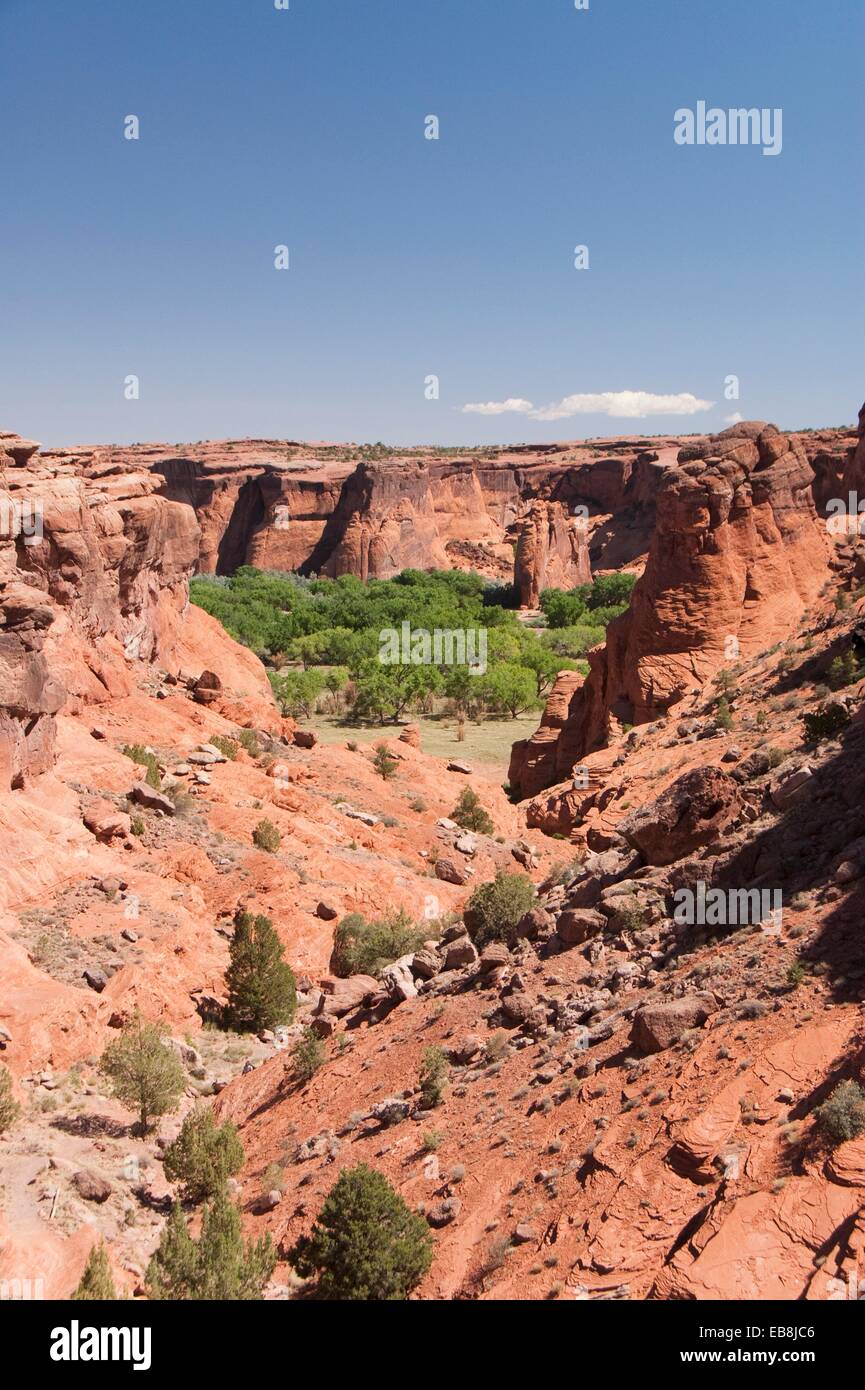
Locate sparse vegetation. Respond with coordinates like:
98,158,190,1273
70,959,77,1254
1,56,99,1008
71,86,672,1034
419,1046,449,1108
252,818,281,853
816,1080,865,1144
451,786,494,835
464,871,535,949
292,1027,326,1083
0,1065,20,1134
331,908,428,978
372,742,398,780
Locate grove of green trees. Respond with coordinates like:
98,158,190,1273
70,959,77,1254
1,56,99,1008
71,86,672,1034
190,567,635,726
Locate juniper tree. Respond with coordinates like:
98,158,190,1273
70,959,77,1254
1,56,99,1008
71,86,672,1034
225,911,297,1032
72,1242,117,1301
290,1164,432,1300
163,1105,244,1203
99,1011,185,1134
145,1190,276,1300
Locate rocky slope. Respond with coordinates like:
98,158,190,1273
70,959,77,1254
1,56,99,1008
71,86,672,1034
1,413,864,1304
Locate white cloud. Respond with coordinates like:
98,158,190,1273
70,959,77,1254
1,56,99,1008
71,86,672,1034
461,397,535,416
724,411,744,425
461,390,713,421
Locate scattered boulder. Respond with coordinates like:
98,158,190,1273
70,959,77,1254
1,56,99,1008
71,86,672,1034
447,760,473,775
191,670,222,706
619,768,741,866
443,936,479,970
72,1170,112,1204
293,729,317,749
82,968,108,993
315,902,339,921
128,784,176,816
381,956,418,1002
435,857,472,886
556,907,606,947
411,947,442,980
427,1197,461,1228
630,993,719,1053
315,974,378,1018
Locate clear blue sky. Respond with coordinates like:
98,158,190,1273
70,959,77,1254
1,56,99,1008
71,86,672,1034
0,0,861,447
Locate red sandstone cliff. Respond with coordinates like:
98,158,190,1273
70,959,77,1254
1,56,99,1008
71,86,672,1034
509,421,832,802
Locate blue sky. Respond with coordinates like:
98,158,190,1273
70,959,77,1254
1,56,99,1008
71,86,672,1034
0,0,861,447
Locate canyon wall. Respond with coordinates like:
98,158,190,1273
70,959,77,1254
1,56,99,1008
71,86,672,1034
0,432,200,789
510,420,834,800
54,435,690,604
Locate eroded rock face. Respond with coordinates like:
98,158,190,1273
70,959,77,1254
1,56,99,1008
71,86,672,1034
514,500,590,608
512,422,830,810
0,433,200,786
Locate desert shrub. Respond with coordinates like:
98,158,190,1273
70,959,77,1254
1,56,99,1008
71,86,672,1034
210,735,238,760
252,818,281,853
146,1191,276,1300
463,872,535,949
786,962,806,988
331,908,427,978
72,1243,116,1300
123,744,161,789
292,1027,326,1083
163,1105,244,1203
372,743,398,780
714,697,734,730
801,703,850,743
225,912,297,1032
289,1164,432,1300
816,1080,865,1144
451,786,494,835
0,1065,21,1135
237,729,262,757
828,650,862,690
99,1011,185,1133
419,1046,449,1108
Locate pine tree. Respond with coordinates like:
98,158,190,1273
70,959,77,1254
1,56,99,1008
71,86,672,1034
225,912,297,1032
290,1164,433,1300
99,1011,185,1134
145,1191,276,1300
72,1242,117,1300
163,1105,244,1203
0,1065,20,1135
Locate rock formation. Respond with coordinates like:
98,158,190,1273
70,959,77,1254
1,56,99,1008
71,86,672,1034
510,421,831,801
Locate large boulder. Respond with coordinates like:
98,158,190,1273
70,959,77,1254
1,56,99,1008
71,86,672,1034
314,974,378,1018
630,992,719,1053
618,768,740,866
